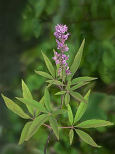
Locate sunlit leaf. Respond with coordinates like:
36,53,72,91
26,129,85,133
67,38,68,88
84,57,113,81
46,80,63,86
35,70,54,79
35,96,44,117
69,129,74,145
71,77,97,85
56,63,60,78
75,119,114,128
18,121,32,145
22,80,34,115
75,129,101,148
70,91,87,104
70,39,85,78
44,88,51,111
74,90,91,124
42,52,55,78
49,115,59,140
67,105,73,125
66,79,71,91
26,114,48,140
65,93,70,106
55,91,66,95
52,109,67,115
1,94,30,119
71,82,89,91
16,97,48,113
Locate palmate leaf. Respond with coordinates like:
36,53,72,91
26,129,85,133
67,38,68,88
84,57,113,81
67,105,73,125
75,119,114,128
69,129,74,145
26,114,48,140
70,39,85,79
18,121,32,145
52,109,67,115
42,52,55,78
35,70,54,79
75,129,101,148
74,90,91,124
71,77,97,85
71,82,89,91
49,115,59,140
1,94,30,119
55,91,66,95
44,88,51,111
22,80,34,115
16,97,48,113
65,93,70,106
70,91,87,104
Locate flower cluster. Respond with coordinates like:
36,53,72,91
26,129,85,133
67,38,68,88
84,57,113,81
53,24,71,76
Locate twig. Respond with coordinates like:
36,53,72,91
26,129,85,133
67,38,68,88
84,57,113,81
43,123,74,129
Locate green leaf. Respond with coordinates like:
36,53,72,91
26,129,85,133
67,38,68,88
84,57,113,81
65,93,70,106
22,80,33,99
70,39,85,78
46,80,63,86
35,96,44,117
70,91,87,104
26,114,48,140
71,82,89,91
75,119,114,128
42,52,55,78
67,105,73,125
22,80,34,115
1,94,30,119
44,88,51,111
56,63,60,78
35,70,54,79
34,0,46,18
32,19,41,38
53,49,60,78
16,97,48,113
52,109,67,115
69,129,74,145
71,77,97,85
74,90,91,124
55,91,66,95
75,129,101,148
66,79,71,91
18,121,32,145
49,115,59,140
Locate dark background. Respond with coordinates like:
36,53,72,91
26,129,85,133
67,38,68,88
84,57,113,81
0,0,115,153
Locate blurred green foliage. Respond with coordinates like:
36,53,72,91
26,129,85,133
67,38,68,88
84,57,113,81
0,0,115,153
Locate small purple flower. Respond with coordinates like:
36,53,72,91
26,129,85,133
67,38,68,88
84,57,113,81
52,56,57,60
56,60,59,64
53,24,71,76
65,66,71,75
62,60,66,65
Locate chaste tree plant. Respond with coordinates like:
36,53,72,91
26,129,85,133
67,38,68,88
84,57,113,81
1,24,114,154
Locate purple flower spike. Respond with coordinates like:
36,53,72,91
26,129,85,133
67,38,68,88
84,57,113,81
53,24,71,76
54,24,70,52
